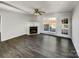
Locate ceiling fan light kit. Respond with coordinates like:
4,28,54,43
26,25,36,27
33,12,40,16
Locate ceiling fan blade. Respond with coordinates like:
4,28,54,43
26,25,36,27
38,12,42,15
39,11,46,13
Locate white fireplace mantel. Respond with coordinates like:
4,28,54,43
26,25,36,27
26,22,40,35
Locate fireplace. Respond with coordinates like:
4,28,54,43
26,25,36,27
26,22,40,35
30,27,38,34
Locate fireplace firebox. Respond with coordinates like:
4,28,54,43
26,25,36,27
30,27,38,34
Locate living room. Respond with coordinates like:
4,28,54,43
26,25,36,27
0,1,79,58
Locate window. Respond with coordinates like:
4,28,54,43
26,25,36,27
61,18,69,35
43,17,57,32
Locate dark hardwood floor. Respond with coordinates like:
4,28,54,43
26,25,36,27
0,32,1,42
0,34,78,58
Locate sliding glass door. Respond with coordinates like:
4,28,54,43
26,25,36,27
43,17,57,32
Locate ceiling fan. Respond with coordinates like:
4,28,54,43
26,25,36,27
33,8,46,16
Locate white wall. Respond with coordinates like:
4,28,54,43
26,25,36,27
0,15,1,32
72,4,79,56
37,12,72,38
0,9,33,41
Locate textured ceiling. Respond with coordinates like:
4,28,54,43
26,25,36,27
0,1,79,14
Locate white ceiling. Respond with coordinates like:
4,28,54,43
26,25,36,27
0,1,79,14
